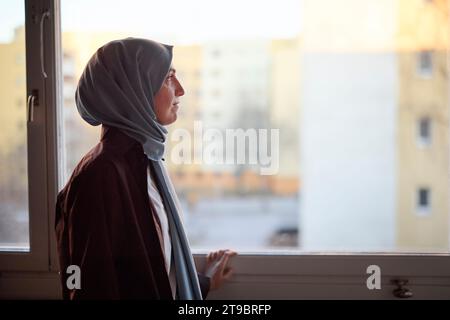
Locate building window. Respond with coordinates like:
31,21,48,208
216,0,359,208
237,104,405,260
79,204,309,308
417,51,433,77
417,117,431,147
417,188,431,216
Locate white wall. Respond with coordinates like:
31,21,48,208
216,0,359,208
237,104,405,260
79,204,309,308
300,53,397,251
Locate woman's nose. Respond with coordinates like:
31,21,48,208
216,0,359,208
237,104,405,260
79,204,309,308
176,81,185,97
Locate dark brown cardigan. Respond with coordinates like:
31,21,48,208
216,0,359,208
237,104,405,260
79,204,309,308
55,125,210,299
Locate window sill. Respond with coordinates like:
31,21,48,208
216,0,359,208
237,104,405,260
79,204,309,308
1,253,449,299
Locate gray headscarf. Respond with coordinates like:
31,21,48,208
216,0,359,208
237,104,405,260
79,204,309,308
75,38,203,300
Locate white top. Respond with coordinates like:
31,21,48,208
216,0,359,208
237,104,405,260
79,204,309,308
147,166,177,298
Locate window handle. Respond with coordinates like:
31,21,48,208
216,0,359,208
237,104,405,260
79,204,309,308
40,11,50,79
27,89,39,123
391,279,413,299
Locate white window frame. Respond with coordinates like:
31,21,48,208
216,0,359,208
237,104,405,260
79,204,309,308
194,253,450,299
0,0,59,273
1,0,450,300
0,0,61,297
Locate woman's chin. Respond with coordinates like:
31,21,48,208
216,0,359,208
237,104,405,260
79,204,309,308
160,114,177,126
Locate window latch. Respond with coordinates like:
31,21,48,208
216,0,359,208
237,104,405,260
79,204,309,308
27,89,39,123
391,279,413,299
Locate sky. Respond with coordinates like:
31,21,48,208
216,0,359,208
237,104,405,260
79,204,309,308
0,0,302,43
0,0,24,42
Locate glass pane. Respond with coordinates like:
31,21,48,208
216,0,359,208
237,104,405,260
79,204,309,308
301,0,449,252
0,1,29,252
60,0,450,253
60,0,300,252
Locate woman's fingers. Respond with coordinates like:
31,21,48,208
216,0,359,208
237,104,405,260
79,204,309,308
223,267,233,280
218,250,226,259
218,251,235,273
225,250,237,257
207,252,216,264
206,249,237,271
221,251,237,276
204,249,237,290
208,250,226,263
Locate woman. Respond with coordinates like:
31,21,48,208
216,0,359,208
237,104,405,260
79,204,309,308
55,38,236,300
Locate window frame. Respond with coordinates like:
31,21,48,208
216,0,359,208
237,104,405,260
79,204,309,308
0,0,59,273
1,0,450,300
194,252,450,299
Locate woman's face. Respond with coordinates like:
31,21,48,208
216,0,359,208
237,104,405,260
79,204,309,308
153,67,185,125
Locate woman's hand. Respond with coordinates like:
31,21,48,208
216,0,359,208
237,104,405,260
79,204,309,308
203,249,237,291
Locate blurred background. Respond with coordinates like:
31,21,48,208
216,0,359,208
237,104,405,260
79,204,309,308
1,0,449,253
